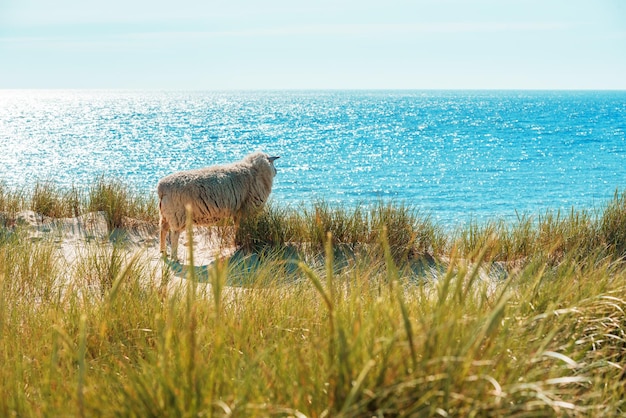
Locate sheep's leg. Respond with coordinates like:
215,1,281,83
159,216,170,256
170,230,181,261
232,214,241,247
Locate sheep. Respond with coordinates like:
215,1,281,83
157,151,279,260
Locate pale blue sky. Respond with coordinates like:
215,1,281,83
1,0,625,89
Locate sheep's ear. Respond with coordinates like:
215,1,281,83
269,156,280,163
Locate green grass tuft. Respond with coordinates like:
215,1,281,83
0,181,26,220
31,181,82,218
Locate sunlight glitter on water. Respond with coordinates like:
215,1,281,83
1,90,625,227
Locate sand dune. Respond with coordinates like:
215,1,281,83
8,210,239,288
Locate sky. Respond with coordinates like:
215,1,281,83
1,0,625,90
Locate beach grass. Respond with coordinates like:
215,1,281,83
0,179,625,416
0,177,158,229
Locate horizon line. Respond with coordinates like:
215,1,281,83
2,87,626,92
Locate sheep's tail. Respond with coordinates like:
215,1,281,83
157,184,165,212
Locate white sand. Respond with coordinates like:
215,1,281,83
11,210,237,289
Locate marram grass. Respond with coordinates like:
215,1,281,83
0,179,625,416
0,177,158,230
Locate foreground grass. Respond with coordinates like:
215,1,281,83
1,179,625,416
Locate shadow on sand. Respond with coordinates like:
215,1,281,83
163,243,448,288
163,244,302,287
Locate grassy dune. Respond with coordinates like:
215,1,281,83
1,179,625,417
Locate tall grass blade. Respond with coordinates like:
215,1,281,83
77,314,87,418
339,359,376,414
299,262,333,314
106,252,141,304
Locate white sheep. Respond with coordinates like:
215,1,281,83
157,152,279,260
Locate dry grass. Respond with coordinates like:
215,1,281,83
1,179,625,416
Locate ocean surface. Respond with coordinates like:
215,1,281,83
1,90,625,228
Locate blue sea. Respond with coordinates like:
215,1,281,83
1,90,625,228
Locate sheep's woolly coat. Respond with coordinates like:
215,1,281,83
157,152,278,259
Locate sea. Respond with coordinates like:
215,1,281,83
1,90,625,229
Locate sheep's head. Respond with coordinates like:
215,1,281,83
246,152,280,177
268,155,280,176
